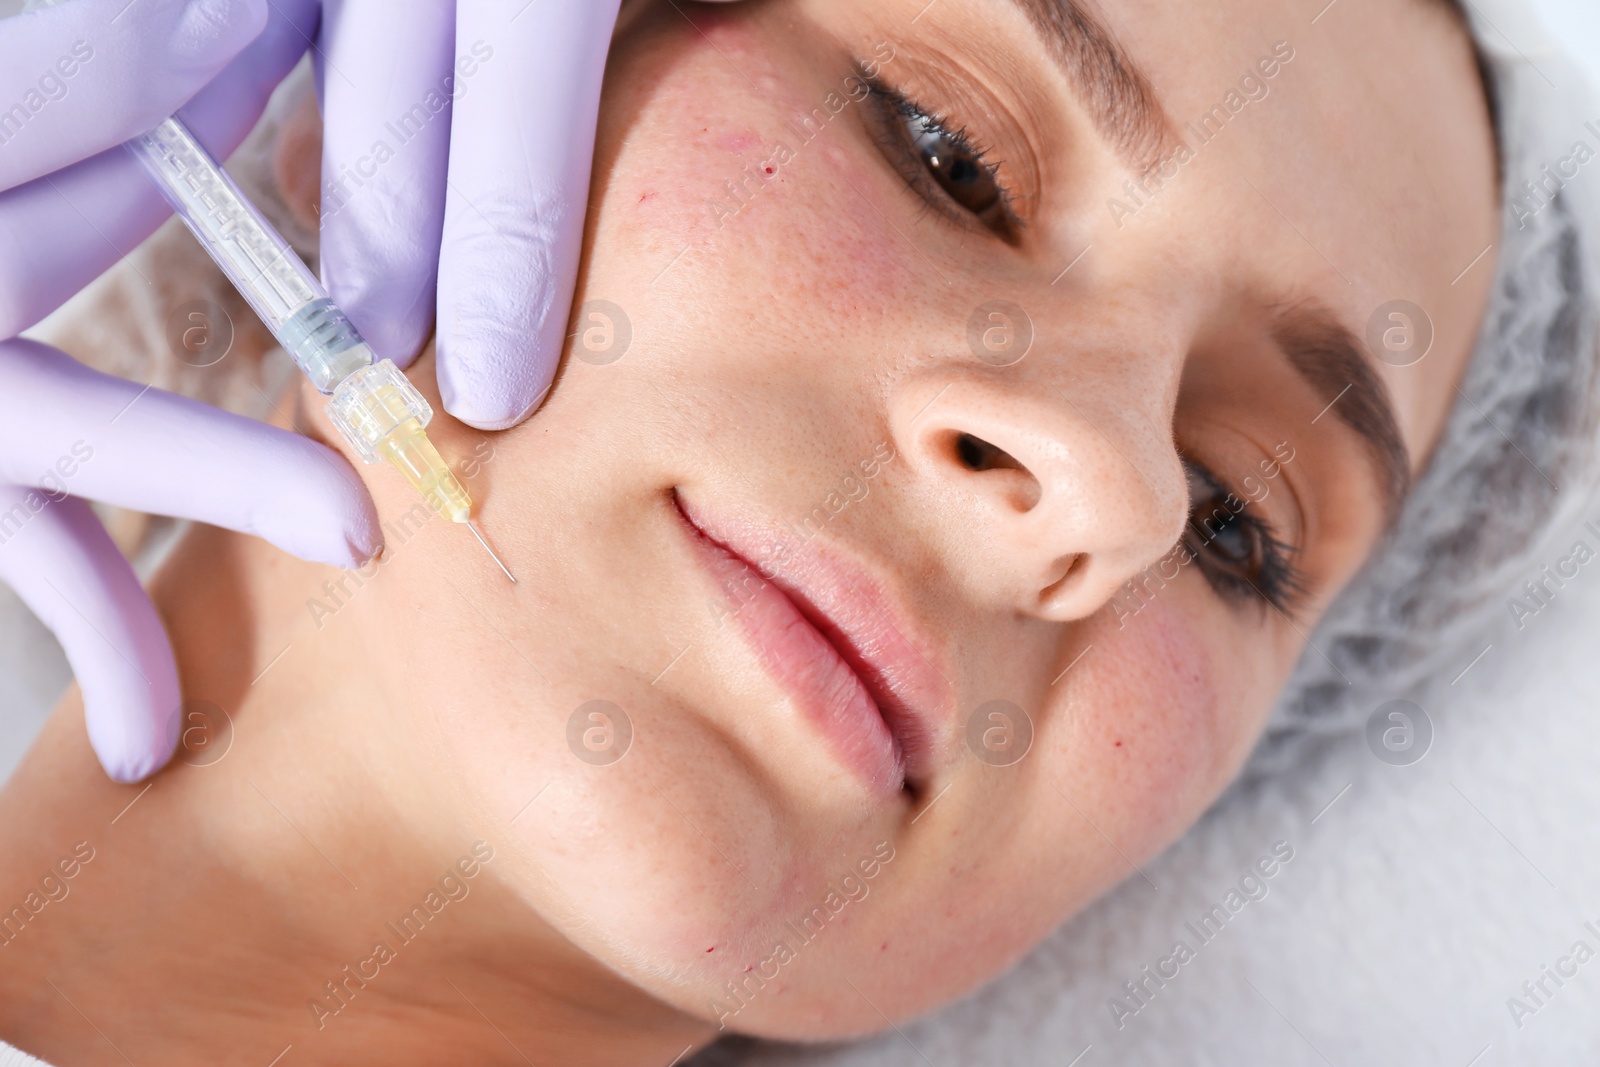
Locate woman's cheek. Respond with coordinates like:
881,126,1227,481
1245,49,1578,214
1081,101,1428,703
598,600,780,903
600,19,922,317
1062,594,1230,856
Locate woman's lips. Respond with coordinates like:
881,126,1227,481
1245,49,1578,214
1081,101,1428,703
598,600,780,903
673,491,948,798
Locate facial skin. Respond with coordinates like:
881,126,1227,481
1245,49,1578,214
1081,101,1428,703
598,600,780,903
0,0,1496,1061
389,0,1495,1034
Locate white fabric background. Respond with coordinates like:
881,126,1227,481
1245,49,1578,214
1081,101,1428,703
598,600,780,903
1,2,1598,1065
1530,0,1600,82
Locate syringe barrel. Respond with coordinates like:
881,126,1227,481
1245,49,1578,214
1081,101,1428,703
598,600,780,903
126,118,369,393
123,115,472,525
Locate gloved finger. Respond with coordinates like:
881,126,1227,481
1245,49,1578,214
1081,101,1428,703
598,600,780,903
315,0,456,370
0,0,320,338
0,487,179,782
0,338,381,569
0,0,267,191
436,0,623,431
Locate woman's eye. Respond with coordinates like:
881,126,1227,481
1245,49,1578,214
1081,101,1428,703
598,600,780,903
903,111,1005,220
1182,463,1308,612
1201,508,1255,569
869,83,1019,238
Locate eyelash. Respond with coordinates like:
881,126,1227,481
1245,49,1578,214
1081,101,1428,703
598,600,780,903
865,80,1022,239
1181,461,1310,615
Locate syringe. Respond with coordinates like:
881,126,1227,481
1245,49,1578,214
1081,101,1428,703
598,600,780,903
125,116,515,582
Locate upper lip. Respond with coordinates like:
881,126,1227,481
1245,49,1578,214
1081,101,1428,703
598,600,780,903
672,490,952,794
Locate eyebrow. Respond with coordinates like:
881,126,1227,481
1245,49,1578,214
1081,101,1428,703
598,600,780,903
1272,303,1412,523
1003,0,1176,172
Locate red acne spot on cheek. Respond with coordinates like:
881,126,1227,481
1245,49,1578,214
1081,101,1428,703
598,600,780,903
706,946,715,953
1114,740,1123,747
765,166,775,175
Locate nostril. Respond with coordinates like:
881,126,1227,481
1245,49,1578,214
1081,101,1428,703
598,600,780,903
1039,553,1089,607
953,432,1024,473
940,430,1041,511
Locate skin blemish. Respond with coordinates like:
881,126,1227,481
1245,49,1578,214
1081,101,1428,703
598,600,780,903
717,130,762,154
1063,598,1224,849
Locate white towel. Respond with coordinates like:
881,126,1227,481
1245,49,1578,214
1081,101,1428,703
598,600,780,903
0,1040,52,1067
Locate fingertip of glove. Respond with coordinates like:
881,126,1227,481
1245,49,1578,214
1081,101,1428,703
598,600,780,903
306,482,385,571
256,438,384,569
440,395,534,433
100,729,178,784
436,326,559,431
93,699,180,784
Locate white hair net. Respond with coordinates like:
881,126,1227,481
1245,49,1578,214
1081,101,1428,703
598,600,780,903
1242,0,1600,784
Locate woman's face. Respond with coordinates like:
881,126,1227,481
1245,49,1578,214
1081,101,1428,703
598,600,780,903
308,0,1496,1038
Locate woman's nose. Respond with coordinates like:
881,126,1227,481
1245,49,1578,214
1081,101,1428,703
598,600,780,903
892,374,1189,622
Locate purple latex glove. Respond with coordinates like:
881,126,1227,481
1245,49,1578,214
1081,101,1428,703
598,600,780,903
0,0,381,781
0,0,324,336
316,0,743,431
0,342,380,781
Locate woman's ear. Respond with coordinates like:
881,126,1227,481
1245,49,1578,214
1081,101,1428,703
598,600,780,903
272,87,325,238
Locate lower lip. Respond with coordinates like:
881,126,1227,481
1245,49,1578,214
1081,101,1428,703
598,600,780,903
674,505,905,797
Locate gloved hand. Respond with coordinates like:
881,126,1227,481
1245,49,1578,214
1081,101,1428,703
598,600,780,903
0,0,749,783
315,0,744,430
0,341,380,782
1,0,322,334
0,0,380,782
